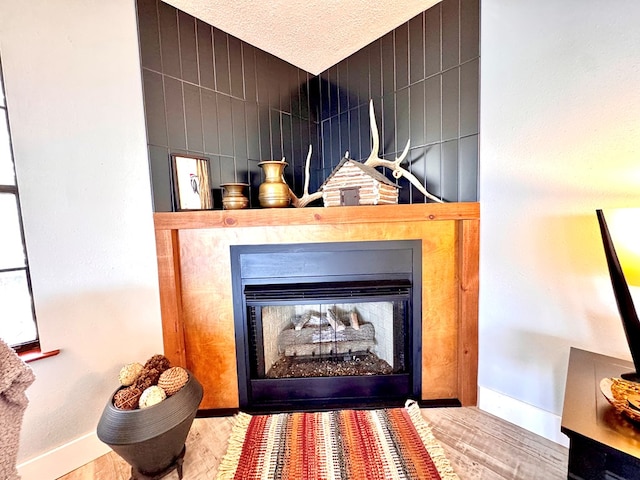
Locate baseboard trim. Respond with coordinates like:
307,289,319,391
17,431,111,480
478,386,570,447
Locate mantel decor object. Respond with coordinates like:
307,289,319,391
258,160,290,208
97,372,203,480
171,154,213,211
220,182,249,210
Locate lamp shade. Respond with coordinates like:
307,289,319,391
597,209,640,381
605,208,640,286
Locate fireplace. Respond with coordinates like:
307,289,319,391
154,203,480,410
230,240,421,412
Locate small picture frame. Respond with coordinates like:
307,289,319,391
171,154,213,210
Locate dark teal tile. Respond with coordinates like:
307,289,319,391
137,0,161,71
158,2,180,78
339,111,349,158
459,134,478,201
409,81,425,147
270,109,282,160
231,98,247,159
219,155,236,184
197,20,214,89
148,145,171,211
396,87,410,152
460,58,479,136
425,75,441,143
201,89,219,154
256,50,270,105
142,69,167,146
441,0,460,70
229,35,244,99
348,108,361,160
441,139,458,201
442,67,459,141
243,44,257,103
184,83,203,152
259,106,271,159
395,22,409,89
164,77,186,149
381,32,395,95
178,11,198,85
214,29,231,94
425,3,441,76
461,0,480,63
217,93,233,155
245,102,260,159
382,93,395,155
424,142,442,199
409,13,425,84
368,39,382,101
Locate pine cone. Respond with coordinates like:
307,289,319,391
134,367,161,391
143,354,171,375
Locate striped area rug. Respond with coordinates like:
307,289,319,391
215,400,459,480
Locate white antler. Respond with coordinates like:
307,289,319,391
363,100,442,203
288,145,323,208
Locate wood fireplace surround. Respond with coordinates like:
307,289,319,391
153,202,479,410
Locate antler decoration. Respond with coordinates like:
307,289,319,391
363,100,442,203
288,145,323,207
286,99,442,207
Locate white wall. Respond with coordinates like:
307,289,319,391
0,0,164,478
480,0,640,444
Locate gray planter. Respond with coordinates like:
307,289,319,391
97,372,203,479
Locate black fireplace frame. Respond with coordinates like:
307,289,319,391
230,240,422,412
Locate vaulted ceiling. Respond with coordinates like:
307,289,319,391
162,0,442,75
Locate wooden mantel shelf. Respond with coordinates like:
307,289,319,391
153,202,479,410
154,202,480,230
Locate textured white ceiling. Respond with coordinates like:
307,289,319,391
162,0,441,75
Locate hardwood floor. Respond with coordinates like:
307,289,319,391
57,407,568,480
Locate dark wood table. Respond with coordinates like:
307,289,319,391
562,347,640,479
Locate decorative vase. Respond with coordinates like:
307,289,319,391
258,160,290,208
96,372,203,480
220,182,249,210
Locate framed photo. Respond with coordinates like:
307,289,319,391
171,154,213,210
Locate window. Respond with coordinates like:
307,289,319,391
0,58,39,352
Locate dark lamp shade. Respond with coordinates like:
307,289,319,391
597,209,640,381
601,208,640,286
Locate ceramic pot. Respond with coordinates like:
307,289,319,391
221,182,249,210
258,160,290,208
96,372,203,478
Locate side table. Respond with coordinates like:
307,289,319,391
561,347,640,479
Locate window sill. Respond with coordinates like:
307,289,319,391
19,348,60,363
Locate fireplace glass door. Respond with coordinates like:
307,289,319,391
247,281,409,382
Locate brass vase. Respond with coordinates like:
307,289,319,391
258,161,290,208
220,182,249,210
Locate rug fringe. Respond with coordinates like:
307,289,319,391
405,399,460,480
215,411,253,480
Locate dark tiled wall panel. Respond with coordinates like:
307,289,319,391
137,0,479,210
137,0,318,210
317,0,480,202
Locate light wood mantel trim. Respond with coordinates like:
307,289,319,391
154,202,479,408
154,202,479,230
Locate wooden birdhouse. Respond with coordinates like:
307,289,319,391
320,158,400,207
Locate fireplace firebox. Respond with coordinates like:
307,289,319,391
231,240,421,412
